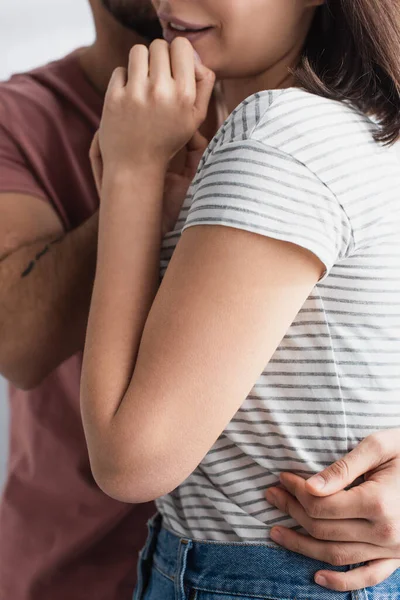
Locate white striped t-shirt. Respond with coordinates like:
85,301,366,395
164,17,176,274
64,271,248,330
156,88,400,543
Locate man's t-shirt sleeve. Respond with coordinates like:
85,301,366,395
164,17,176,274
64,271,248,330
0,123,48,201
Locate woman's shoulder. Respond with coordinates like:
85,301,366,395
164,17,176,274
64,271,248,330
220,88,378,159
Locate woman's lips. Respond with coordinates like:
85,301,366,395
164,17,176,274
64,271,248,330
163,25,213,44
158,13,214,44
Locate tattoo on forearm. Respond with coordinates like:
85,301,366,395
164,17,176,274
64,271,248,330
21,235,64,278
21,260,36,277
50,236,64,246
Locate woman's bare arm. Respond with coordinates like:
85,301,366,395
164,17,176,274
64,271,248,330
81,204,322,502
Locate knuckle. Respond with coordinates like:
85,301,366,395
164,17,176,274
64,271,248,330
282,496,291,515
106,83,123,103
105,94,121,112
367,432,387,456
308,522,326,540
290,534,304,556
328,459,350,482
376,521,400,545
306,499,324,519
365,572,383,588
332,577,352,593
150,82,169,102
111,66,127,85
327,546,349,566
179,88,195,106
129,88,145,105
208,69,216,83
275,491,291,515
372,495,390,519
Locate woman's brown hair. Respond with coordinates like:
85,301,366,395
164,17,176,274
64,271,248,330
296,0,400,144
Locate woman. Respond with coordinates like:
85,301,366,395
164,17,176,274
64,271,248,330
81,0,400,598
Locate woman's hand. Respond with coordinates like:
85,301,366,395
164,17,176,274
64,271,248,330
265,429,400,591
97,37,215,181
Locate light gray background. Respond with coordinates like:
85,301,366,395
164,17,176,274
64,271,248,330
0,0,95,493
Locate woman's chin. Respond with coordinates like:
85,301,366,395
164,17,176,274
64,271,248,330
193,52,238,80
194,52,221,76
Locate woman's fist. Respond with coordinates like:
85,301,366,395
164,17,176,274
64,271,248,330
98,38,215,176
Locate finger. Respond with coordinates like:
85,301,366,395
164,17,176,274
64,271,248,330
269,528,391,565
306,432,396,497
106,67,127,98
128,44,149,87
167,132,206,177
314,558,400,592
193,60,216,123
149,39,172,83
184,131,209,178
278,472,375,519
170,37,196,102
187,130,208,154
266,487,375,543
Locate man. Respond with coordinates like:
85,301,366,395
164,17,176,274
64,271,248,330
0,2,162,599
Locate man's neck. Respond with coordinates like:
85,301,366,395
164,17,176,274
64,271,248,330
79,31,150,96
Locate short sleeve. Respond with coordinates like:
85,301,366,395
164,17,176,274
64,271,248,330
182,140,353,278
0,123,48,201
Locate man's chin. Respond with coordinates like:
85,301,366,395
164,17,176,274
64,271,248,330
129,19,163,41
101,0,163,42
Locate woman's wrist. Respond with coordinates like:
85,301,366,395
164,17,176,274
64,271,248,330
97,164,166,249
101,162,167,197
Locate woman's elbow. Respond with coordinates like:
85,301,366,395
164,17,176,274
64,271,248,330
90,452,180,504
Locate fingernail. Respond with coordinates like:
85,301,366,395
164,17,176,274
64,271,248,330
308,475,326,490
315,575,328,587
193,50,202,64
270,527,282,542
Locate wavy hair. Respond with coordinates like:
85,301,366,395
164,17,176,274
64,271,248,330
296,0,400,144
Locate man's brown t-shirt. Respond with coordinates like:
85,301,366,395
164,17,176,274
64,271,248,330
0,51,155,600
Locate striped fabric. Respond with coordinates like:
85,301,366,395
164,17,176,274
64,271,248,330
156,88,400,542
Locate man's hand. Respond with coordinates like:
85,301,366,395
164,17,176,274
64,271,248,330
162,130,207,236
265,429,400,592
89,131,103,197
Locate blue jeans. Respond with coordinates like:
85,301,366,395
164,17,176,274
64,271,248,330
133,512,400,600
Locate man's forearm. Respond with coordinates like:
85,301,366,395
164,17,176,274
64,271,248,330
0,212,99,388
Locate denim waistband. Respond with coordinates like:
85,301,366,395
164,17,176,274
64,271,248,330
138,512,387,600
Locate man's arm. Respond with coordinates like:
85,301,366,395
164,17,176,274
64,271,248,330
0,193,98,389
